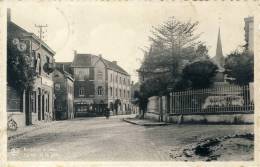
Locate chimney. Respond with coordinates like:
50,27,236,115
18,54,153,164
7,8,11,22
112,61,117,65
98,54,102,58
74,50,77,56
62,64,65,72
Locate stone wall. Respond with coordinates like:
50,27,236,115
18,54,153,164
145,96,160,121
7,86,26,128
168,113,253,124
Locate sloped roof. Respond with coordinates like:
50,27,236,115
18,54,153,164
71,53,129,75
56,62,73,75
54,68,74,81
8,21,55,55
102,59,129,75
71,54,92,67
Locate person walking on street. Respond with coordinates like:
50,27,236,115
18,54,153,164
105,107,110,119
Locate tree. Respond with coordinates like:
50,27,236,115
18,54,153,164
224,51,254,85
7,36,35,94
182,60,218,89
139,17,206,95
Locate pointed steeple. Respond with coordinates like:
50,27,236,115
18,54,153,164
216,28,223,58
212,27,225,70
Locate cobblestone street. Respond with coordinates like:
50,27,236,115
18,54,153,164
8,115,253,161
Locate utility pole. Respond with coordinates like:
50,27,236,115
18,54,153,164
34,24,48,40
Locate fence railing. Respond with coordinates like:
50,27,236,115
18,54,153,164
168,84,254,115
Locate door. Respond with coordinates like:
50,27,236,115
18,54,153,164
42,95,45,120
38,93,41,120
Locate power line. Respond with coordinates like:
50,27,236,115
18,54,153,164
34,24,48,41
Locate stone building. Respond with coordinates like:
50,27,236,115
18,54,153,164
7,10,55,127
53,68,74,120
60,52,131,116
244,17,254,53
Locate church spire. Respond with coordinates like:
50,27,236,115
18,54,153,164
212,27,225,69
216,28,223,59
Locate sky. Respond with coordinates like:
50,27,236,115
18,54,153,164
7,1,257,82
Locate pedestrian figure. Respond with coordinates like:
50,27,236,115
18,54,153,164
105,107,110,119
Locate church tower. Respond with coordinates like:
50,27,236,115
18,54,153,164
212,28,225,71
211,28,226,83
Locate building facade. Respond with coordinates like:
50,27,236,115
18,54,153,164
53,69,74,120
7,11,55,127
244,17,254,53
62,52,131,116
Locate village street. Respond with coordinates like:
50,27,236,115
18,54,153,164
8,115,253,161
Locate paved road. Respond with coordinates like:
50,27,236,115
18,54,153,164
8,116,253,161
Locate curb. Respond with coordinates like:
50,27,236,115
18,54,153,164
122,118,170,126
8,122,57,141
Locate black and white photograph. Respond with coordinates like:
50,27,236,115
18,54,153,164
1,1,259,165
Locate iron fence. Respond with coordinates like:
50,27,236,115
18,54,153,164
169,84,254,115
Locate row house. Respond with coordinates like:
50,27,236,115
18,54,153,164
58,51,131,116
53,68,74,120
106,61,131,114
7,10,55,127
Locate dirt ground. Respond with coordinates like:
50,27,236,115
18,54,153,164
8,116,254,161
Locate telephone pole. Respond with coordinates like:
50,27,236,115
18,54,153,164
34,24,48,40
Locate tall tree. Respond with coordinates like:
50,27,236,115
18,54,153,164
139,17,205,95
224,51,254,85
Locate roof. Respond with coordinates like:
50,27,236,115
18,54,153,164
71,53,129,75
71,54,92,67
55,62,73,75
102,59,129,75
54,68,74,81
8,21,55,55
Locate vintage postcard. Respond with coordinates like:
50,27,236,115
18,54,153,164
0,0,259,167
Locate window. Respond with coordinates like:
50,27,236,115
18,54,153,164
119,89,121,97
79,87,85,96
36,53,41,74
115,88,118,96
31,51,36,68
110,74,113,82
123,78,125,85
76,68,89,81
116,75,118,83
97,71,103,81
57,105,62,111
110,87,113,97
128,91,130,98
79,71,84,81
124,90,125,98
54,83,60,90
98,86,103,96
46,55,50,64
120,77,121,84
